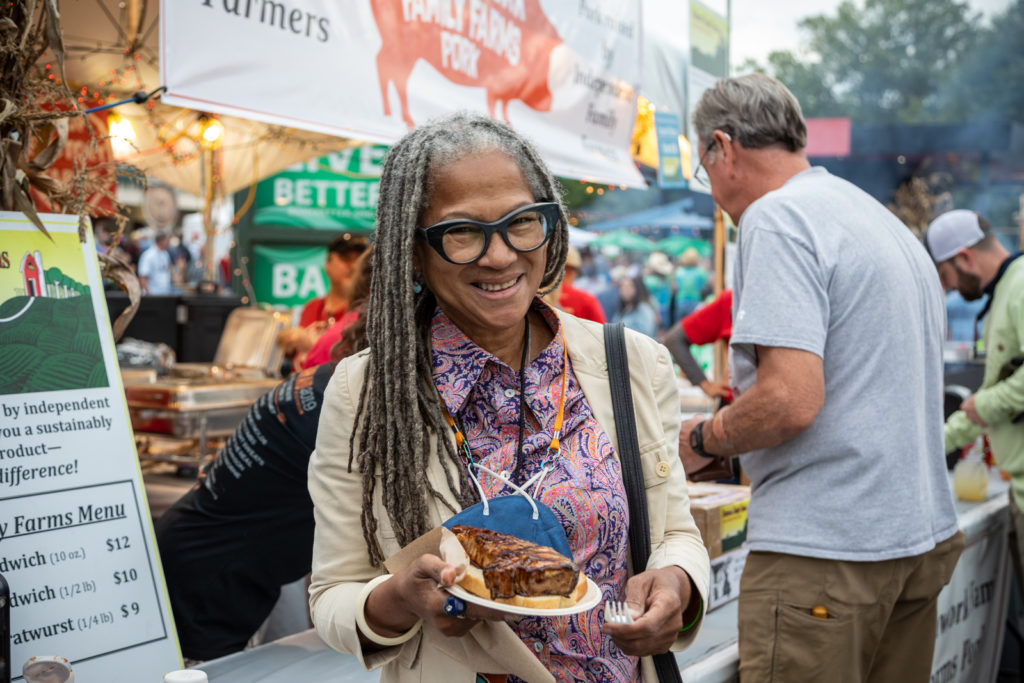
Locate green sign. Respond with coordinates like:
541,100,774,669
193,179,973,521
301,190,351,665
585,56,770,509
253,145,387,230
251,244,328,308
690,1,729,79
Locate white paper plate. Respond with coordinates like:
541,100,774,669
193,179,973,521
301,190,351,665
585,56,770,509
445,577,602,617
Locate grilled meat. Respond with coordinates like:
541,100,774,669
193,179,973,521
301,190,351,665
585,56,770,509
452,525,580,600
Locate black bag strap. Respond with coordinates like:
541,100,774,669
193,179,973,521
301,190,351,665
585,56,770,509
604,322,651,572
603,323,683,683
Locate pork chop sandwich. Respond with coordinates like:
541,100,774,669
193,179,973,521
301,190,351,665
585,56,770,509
445,525,587,609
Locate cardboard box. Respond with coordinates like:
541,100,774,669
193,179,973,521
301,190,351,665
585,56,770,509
687,482,750,559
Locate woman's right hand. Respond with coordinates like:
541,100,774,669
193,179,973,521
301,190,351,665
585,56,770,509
363,553,505,641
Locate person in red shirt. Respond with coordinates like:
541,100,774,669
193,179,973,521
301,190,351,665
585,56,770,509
663,289,732,399
557,246,606,323
303,246,374,369
298,233,369,331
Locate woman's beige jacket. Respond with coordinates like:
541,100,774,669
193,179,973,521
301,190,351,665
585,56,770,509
308,313,711,682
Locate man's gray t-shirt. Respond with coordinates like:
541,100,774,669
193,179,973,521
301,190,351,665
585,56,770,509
730,166,959,561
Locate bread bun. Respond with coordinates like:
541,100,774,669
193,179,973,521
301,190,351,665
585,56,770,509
458,564,588,609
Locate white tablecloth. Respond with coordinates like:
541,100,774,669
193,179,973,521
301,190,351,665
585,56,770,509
201,476,1011,683
201,609,742,683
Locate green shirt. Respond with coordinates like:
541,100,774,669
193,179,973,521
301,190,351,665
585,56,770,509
945,256,1024,507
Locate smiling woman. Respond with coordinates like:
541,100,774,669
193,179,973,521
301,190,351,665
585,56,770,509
414,151,553,354
307,111,710,682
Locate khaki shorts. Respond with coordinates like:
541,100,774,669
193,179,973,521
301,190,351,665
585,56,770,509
738,531,965,683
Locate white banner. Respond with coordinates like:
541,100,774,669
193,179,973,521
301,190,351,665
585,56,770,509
931,503,1011,683
161,0,644,187
0,214,180,680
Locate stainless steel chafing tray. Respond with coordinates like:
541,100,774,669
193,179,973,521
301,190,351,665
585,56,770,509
123,307,290,443
120,368,157,384
124,375,281,438
173,306,291,379
124,376,281,411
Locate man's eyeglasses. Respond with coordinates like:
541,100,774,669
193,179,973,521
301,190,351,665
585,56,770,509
417,202,559,265
691,131,731,190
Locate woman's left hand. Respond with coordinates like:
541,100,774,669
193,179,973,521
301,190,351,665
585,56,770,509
602,566,694,656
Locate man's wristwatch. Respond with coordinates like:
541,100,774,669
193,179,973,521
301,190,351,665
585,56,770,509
689,421,717,459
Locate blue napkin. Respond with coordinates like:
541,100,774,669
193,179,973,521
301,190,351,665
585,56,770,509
442,494,573,559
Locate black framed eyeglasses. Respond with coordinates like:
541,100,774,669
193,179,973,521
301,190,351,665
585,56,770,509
417,202,559,265
691,139,717,189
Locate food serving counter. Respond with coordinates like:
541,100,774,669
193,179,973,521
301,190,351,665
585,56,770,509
196,473,1013,683
124,307,289,463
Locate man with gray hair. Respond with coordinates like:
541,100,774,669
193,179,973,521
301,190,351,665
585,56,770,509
678,73,963,681
925,209,1024,590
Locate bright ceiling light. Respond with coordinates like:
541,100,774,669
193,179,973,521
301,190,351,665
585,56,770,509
199,116,225,148
107,112,137,158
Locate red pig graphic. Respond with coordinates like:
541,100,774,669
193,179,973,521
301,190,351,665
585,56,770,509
370,0,562,127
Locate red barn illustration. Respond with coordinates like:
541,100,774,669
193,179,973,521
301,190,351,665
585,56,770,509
20,250,46,297
370,0,562,127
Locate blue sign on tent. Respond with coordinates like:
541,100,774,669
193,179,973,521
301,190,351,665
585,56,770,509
655,112,686,189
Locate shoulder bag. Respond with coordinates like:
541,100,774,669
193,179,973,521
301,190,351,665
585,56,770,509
603,322,684,683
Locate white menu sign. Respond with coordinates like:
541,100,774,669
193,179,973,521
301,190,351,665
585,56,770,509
0,212,180,680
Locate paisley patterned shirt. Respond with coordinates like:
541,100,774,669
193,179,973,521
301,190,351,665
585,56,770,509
431,300,637,682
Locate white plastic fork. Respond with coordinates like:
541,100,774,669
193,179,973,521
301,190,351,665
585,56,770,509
604,600,635,625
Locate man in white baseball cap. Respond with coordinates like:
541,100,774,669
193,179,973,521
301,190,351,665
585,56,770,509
925,209,1007,301
925,209,987,261
926,209,1024,593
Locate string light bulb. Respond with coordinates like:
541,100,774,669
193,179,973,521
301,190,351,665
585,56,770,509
199,115,225,149
107,111,137,158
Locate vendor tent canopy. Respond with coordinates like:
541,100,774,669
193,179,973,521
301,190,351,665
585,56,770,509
54,0,357,279
58,0,353,198
655,235,712,259
567,225,597,248
589,229,656,253
582,198,713,238
107,103,352,198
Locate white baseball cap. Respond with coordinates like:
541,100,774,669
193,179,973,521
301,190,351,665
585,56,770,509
924,210,985,263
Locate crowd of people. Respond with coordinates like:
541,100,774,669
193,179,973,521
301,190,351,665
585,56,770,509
558,245,714,334
151,74,1023,682
93,189,235,296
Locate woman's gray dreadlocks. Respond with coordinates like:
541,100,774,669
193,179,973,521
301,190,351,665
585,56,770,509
349,112,569,566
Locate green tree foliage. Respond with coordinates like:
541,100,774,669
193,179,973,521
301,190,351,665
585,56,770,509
739,51,844,118
742,0,1015,125
945,0,1024,124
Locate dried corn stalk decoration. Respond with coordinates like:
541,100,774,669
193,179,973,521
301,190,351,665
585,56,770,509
1,0,141,338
